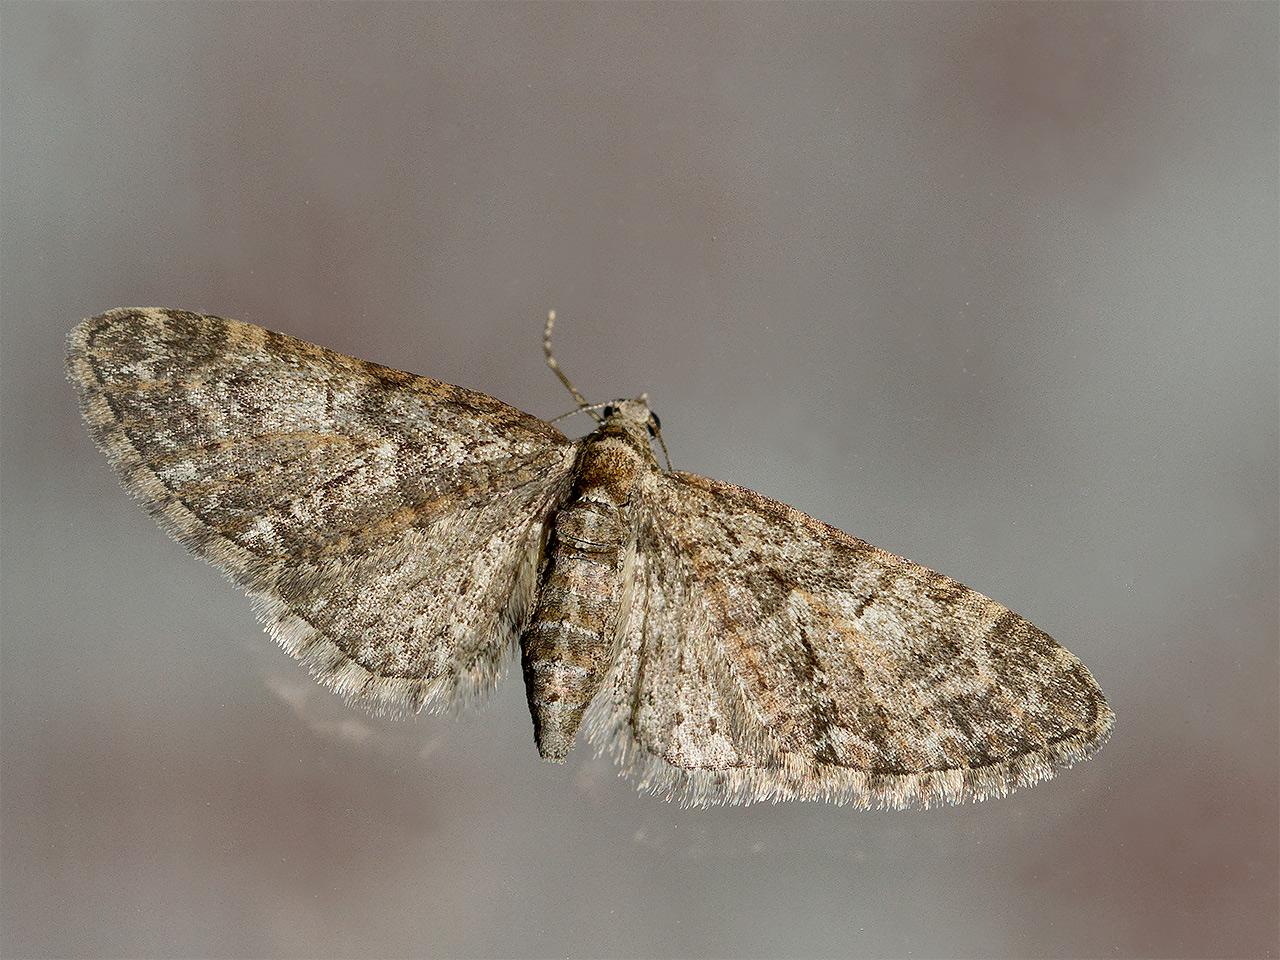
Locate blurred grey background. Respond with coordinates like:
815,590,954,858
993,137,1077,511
2,3,1276,958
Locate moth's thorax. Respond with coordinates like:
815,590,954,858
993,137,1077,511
571,427,657,505
519,429,650,761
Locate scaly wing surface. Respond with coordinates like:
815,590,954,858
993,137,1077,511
68,308,577,713
589,470,1113,807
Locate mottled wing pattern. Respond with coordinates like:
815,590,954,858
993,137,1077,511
67,308,577,713
589,471,1114,807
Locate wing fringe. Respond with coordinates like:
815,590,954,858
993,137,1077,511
584,684,1114,809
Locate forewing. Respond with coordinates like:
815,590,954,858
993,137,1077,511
593,470,1113,807
68,308,577,713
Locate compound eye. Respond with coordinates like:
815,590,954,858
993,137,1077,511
602,404,617,419
647,412,661,436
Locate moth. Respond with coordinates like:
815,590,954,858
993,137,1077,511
67,307,1113,807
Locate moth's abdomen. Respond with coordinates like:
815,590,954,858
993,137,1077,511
521,498,631,761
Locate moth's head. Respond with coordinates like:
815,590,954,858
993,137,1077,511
600,395,662,441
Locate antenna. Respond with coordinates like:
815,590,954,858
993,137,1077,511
543,310,601,422
652,423,673,473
